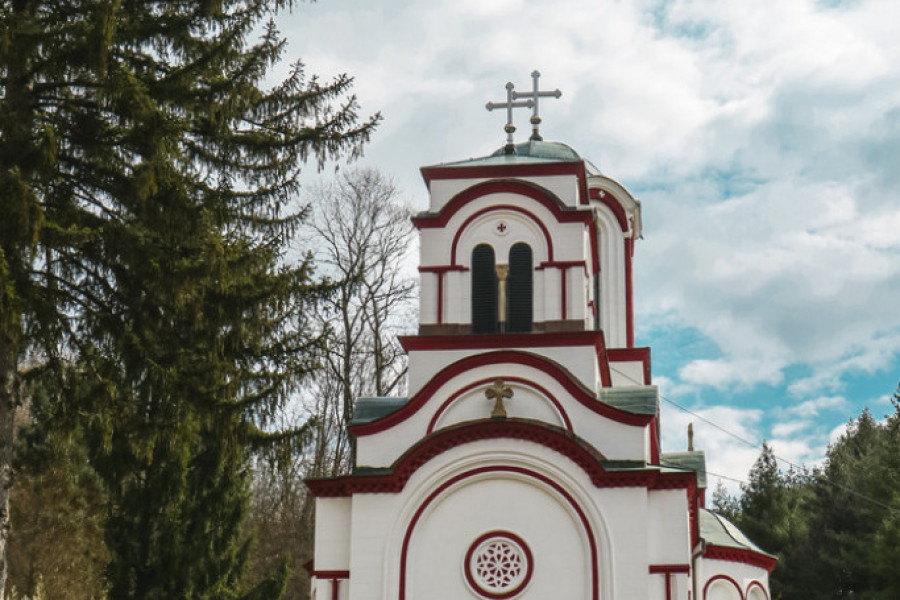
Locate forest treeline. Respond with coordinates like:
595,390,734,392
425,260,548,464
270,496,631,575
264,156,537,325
0,1,414,599
712,384,900,600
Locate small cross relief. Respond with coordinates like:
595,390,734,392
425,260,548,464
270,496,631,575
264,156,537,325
485,379,514,419
496,221,508,234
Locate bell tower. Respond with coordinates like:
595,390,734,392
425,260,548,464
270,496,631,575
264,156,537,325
409,73,646,395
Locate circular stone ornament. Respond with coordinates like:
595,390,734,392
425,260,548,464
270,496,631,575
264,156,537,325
464,531,533,599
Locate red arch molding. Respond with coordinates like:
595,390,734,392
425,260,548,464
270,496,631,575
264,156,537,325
306,419,701,567
449,204,557,265
703,574,744,600
350,349,639,438
420,161,589,204
426,375,574,434
746,580,770,600
399,465,600,600
704,545,777,573
413,180,601,274
589,187,628,232
413,179,592,230
307,419,697,497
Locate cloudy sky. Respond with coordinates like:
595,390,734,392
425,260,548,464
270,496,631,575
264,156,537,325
275,0,900,491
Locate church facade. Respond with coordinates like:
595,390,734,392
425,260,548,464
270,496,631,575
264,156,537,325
306,82,775,600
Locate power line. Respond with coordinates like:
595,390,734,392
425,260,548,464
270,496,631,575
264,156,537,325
609,365,900,514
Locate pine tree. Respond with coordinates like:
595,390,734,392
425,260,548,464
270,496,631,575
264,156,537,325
1,1,377,597
9,367,108,600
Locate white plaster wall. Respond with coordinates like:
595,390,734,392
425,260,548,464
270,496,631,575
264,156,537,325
427,175,580,212
418,270,438,324
336,435,695,600
432,381,566,431
379,441,623,600
347,493,406,600
594,205,628,348
406,345,598,397
311,578,349,600
406,476,589,600
646,490,691,565
357,361,648,468
610,360,646,386
314,497,352,570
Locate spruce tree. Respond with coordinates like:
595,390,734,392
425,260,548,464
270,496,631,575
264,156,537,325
1,1,376,597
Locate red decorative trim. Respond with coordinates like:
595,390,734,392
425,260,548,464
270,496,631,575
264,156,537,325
426,376,573,433
420,163,586,191
399,466,599,600
414,179,592,230
418,265,468,273
536,260,588,272
607,347,652,385
310,570,350,579
650,566,690,600
437,272,443,325
589,188,628,232
352,347,631,437
448,205,554,266
705,546,777,574
746,580,770,600
703,574,744,600
399,331,612,388
649,418,660,465
308,419,699,498
650,564,691,574
464,531,534,599
625,237,634,348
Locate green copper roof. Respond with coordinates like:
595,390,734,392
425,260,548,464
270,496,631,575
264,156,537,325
430,140,601,173
350,397,408,425
491,140,582,161
700,509,775,556
597,385,659,416
660,450,707,488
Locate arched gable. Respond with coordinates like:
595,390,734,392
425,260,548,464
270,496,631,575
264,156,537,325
398,465,600,600
350,350,651,438
413,179,592,230
308,419,696,497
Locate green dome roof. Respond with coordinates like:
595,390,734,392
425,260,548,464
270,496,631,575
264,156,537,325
490,140,582,161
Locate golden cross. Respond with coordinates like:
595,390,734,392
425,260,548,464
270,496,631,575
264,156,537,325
485,379,514,419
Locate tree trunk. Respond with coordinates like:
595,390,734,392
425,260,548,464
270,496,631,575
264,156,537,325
0,347,19,598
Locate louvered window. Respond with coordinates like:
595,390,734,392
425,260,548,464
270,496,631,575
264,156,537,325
471,244,498,334
507,243,533,333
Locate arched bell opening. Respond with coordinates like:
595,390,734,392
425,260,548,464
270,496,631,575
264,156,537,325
507,242,533,333
471,244,498,334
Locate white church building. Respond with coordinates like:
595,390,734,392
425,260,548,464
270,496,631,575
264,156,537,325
306,75,776,600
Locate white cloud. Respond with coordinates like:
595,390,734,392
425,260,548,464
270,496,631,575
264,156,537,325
771,420,811,437
274,0,900,469
661,403,764,494
788,395,848,417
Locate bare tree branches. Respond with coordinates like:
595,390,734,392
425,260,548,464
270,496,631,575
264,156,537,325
302,167,416,476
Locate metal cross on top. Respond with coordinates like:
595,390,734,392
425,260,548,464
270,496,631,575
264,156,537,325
514,70,561,142
486,82,533,154
486,71,562,152
485,378,514,419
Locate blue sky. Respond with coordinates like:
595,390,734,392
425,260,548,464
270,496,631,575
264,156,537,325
275,0,900,491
